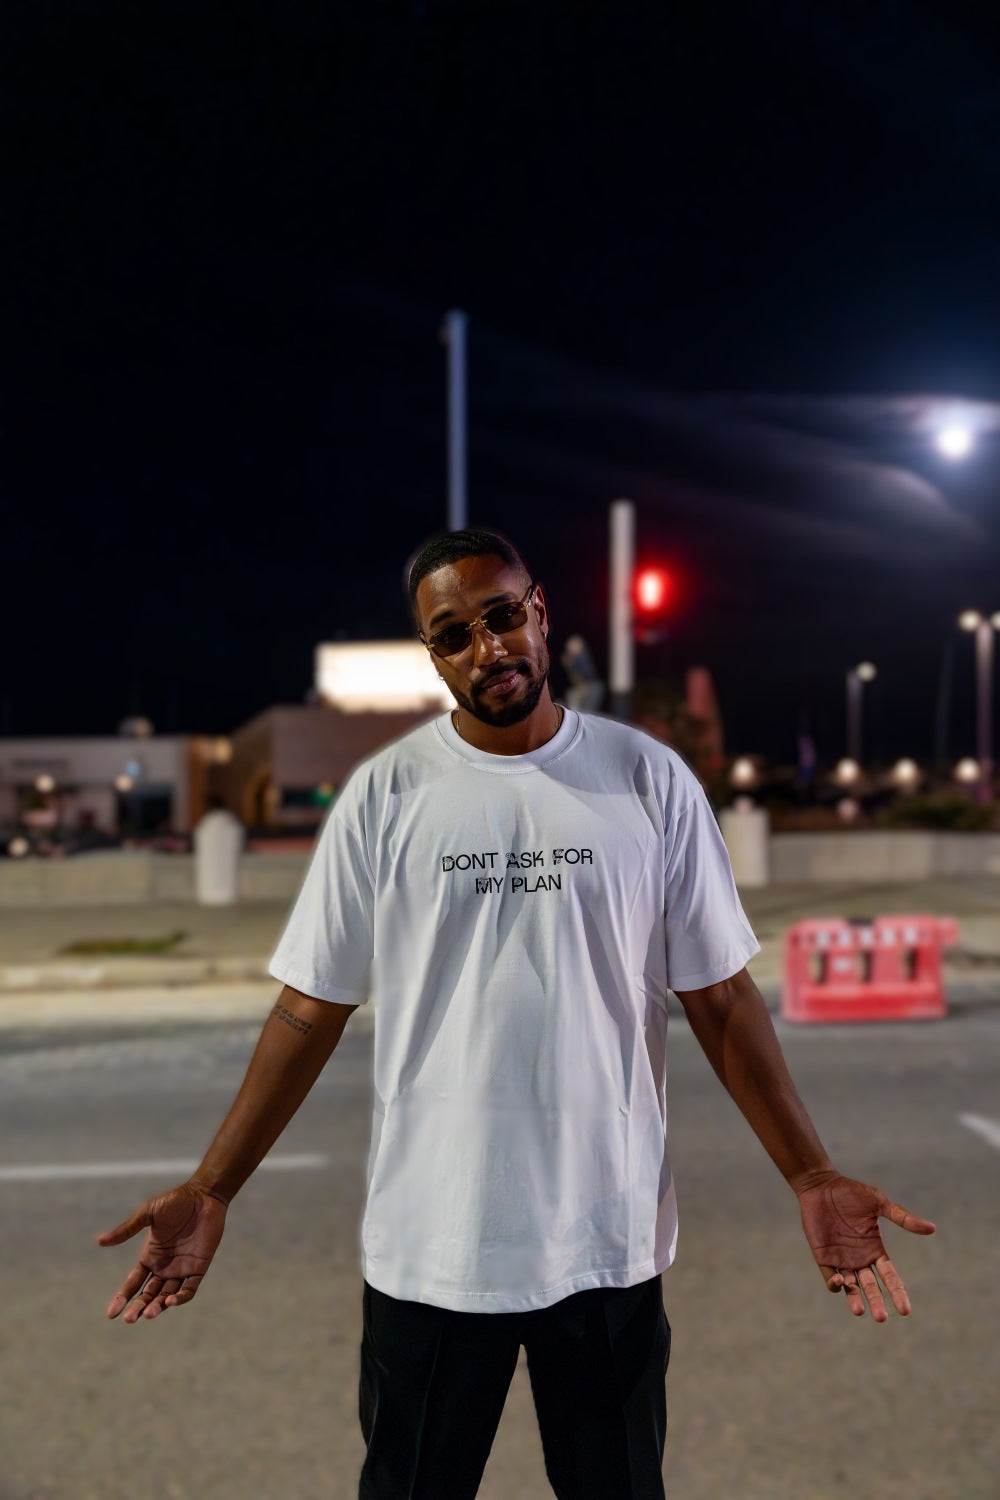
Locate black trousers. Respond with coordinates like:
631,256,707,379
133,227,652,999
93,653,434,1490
358,1275,670,1500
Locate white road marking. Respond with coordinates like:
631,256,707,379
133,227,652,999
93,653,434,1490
0,1154,328,1183
958,1114,1000,1152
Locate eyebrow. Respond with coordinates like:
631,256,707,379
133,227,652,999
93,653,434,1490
426,590,518,631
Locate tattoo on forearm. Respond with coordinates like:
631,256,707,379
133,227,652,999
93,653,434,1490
273,1002,313,1037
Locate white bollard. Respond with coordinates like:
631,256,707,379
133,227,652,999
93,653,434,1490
719,799,771,889
193,807,244,905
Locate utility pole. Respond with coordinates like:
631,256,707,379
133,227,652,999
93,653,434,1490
609,499,635,720
442,309,467,531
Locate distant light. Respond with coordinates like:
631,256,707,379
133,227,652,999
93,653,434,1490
834,758,860,785
7,836,30,858
316,642,453,714
891,758,921,790
34,774,56,794
635,567,670,613
114,774,134,793
729,757,758,788
213,738,232,764
854,661,877,683
119,716,154,738
935,424,974,460
836,797,860,822
958,609,982,632
954,757,981,784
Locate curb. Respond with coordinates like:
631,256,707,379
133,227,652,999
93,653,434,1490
0,956,273,993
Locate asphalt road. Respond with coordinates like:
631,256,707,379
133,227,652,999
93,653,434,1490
2,997,998,1500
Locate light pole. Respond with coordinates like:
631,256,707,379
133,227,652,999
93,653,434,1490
845,661,876,765
442,309,467,531
957,610,1000,803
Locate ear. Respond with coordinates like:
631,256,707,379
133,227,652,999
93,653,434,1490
532,581,550,638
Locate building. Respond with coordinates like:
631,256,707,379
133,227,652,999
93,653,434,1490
0,641,452,842
0,733,228,839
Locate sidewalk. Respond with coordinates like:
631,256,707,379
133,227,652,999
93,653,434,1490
1,878,998,1027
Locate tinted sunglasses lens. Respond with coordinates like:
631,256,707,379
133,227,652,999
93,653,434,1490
483,602,528,635
431,626,472,657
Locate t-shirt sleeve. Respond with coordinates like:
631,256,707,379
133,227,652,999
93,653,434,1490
662,774,761,992
268,780,375,1005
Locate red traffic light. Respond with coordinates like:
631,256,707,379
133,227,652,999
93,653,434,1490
634,567,671,615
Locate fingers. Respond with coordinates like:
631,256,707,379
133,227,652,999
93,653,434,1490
822,1261,907,1322
884,1199,937,1238
873,1254,913,1317
96,1206,152,1248
112,1273,202,1323
105,1260,153,1318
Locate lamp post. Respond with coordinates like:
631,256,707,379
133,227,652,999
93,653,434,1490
845,661,876,765
957,610,1000,803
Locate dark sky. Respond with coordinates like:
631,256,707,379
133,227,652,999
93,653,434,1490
6,0,1000,764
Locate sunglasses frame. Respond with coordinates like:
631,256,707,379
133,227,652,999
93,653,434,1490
420,581,537,659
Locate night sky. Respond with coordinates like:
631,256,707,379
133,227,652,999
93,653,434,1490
6,0,1000,764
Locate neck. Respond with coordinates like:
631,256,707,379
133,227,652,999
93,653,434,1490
453,694,563,755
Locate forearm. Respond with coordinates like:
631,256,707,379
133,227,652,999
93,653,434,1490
189,985,357,1203
675,969,835,1191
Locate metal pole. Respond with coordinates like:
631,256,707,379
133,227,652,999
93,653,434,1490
609,499,635,720
975,619,994,803
846,669,861,763
442,309,467,531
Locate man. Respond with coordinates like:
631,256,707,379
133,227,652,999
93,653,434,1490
99,528,935,1500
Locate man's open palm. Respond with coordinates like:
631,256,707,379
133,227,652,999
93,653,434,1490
797,1172,935,1322
98,1183,227,1324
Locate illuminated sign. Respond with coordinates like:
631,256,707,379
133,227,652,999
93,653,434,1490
315,642,454,714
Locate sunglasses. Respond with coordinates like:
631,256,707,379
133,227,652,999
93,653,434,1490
421,582,537,659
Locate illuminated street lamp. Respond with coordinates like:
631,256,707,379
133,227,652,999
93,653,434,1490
954,758,981,786
957,610,1000,803
891,758,921,792
834,757,861,786
845,661,876,764
729,757,758,790
935,423,974,460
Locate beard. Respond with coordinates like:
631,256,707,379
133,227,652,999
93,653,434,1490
451,656,550,728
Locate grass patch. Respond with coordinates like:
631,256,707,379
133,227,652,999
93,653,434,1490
58,930,188,956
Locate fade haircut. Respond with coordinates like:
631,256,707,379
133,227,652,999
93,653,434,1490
405,528,533,622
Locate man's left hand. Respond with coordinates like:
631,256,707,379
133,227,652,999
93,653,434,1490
795,1172,936,1321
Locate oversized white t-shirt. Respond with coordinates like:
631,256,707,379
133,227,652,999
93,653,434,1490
269,709,759,1312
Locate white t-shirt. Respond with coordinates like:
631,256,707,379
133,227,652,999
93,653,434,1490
269,709,759,1312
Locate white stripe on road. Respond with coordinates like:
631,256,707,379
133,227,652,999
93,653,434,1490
958,1114,1000,1152
0,1154,328,1183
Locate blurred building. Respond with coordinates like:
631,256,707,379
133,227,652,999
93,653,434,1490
0,642,452,839
0,734,228,837
220,642,451,831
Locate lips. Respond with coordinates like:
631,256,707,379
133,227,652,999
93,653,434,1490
477,666,524,695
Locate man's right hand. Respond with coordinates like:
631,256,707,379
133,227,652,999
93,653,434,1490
97,1182,228,1324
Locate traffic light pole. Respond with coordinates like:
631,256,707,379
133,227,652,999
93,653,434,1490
609,498,634,720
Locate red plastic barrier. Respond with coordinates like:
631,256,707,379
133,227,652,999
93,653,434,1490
780,915,959,1023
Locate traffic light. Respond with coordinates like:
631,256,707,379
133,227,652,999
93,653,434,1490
633,565,672,643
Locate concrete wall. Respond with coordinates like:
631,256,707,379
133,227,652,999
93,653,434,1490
0,850,312,907
769,831,1000,883
2,832,1000,908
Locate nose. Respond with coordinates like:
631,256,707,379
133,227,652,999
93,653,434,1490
470,620,508,664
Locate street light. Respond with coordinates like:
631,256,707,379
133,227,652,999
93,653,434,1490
935,423,974,460
957,610,1000,803
845,661,876,764
891,758,921,792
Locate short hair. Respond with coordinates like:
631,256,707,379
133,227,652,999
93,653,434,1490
405,528,533,621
